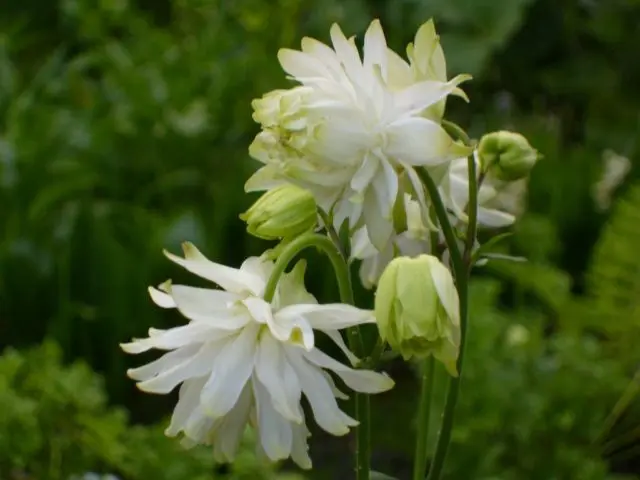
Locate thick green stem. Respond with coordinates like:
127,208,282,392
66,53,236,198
412,357,436,480
416,167,476,480
262,233,369,480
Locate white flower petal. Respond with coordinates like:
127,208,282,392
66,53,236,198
213,382,253,462
303,348,394,394
164,243,264,296
329,24,364,86
278,48,333,79
285,347,357,435
290,420,313,469
363,19,388,81
245,165,287,192
253,376,293,461
392,75,470,117
148,286,176,308
166,377,206,437
321,329,359,366
127,344,200,381
477,207,515,228
169,285,248,328
254,333,303,422
277,303,374,331
136,341,221,394
386,117,471,166
120,322,222,354
200,324,259,418
363,187,394,250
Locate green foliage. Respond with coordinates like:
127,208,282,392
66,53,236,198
0,341,303,480
2,0,640,477
371,281,633,479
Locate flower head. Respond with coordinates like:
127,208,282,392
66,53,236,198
374,254,460,375
121,243,393,468
246,19,472,251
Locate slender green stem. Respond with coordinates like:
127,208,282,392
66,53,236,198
426,279,469,480
262,232,369,480
415,166,477,480
415,169,464,278
464,155,479,265
413,357,436,480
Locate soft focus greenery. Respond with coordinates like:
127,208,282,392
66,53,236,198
1,0,640,478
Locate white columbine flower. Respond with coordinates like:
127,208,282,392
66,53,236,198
351,194,431,289
121,243,393,469
246,19,472,251
443,153,527,229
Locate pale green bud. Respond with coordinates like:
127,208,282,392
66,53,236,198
374,255,461,376
240,184,317,240
478,131,539,181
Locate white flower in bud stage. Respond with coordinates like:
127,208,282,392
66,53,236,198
351,194,431,289
443,153,527,229
246,19,472,251
121,243,394,469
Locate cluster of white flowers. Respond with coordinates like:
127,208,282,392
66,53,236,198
122,18,536,472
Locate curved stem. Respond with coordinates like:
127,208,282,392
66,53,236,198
412,356,436,480
262,232,369,480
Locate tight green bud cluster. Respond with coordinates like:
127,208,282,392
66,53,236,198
240,184,317,240
478,130,539,181
374,254,461,376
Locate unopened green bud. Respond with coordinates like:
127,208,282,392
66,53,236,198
374,255,460,376
478,131,539,181
240,184,316,240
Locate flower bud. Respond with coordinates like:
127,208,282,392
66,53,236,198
478,131,539,181
240,184,317,240
374,255,460,375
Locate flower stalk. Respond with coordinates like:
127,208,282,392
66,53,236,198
262,232,370,480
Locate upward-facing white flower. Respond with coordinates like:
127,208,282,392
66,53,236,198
121,243,393,469
246,19,472,250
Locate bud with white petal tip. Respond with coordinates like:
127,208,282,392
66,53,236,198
374,254,461,376
240,184,317,240
478,131,539,181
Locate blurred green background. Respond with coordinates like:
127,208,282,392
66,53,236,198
1,0,640,478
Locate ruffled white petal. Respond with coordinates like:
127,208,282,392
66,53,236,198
276,303,375,331
200,324,259,418
303,348,395,394
164,243,265,296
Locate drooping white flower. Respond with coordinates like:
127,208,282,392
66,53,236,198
121,243,394,469
593,149,631,211
246,19,472,251
443,153,527,229
351,194,431,289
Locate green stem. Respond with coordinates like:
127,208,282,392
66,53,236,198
464,154,479,264
412,357,436,480
415,169,464,278
426,279,469,480
262,232,369,480
416,167,476,480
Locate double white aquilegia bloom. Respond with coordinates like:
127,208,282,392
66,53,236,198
246,19,472,250
121,243,394,468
